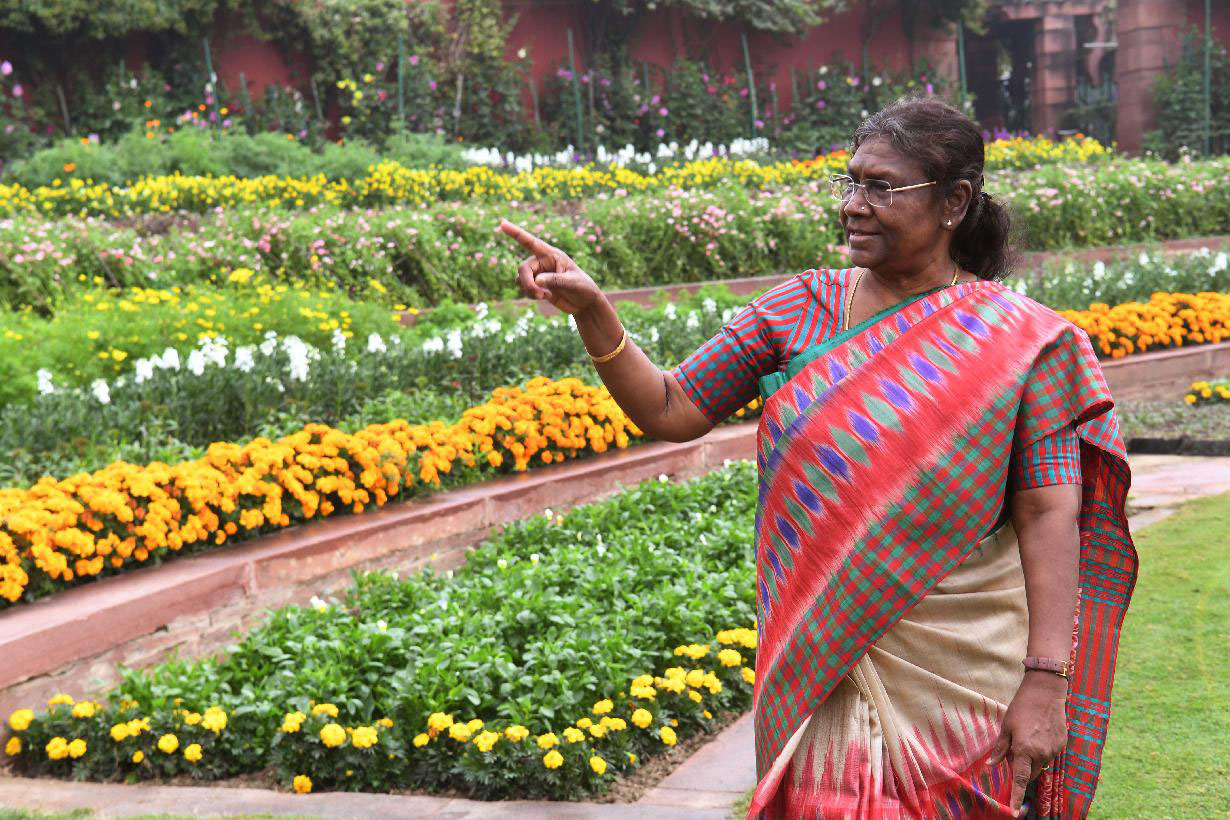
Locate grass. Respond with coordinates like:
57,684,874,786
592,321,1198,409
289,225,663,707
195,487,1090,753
1094,491,1230,817
1117,400,1230,441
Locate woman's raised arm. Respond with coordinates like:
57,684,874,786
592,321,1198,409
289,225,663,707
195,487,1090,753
499,219,713,443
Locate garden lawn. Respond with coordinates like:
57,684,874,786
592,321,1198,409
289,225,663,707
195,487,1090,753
1095,491,1230,817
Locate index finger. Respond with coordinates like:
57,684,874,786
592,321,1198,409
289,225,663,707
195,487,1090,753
499,219,553,258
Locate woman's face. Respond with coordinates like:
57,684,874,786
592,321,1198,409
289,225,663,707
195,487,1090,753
840,137,960,275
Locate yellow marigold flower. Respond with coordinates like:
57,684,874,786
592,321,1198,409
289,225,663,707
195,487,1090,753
320,723,347,748
47,693,74,707
590,754,608,775
427,712,454,733
688,690,703,703
685,669,705,688
562,727,585,744
377,717,394,728
281,711,306,733
413,733,430,748
632,708,653,729
742,667,756,685
67,738,87,758
183,712,202,726
536,732,559,749
110,723,130,742
132,750,144,763
201,707,227,733
183,743,203,762
46,737,69,760
5,736,21,756
660,726,677,746
474,729,500,752
627,752,638,765
576,717,593,730
718,648,742,667
466,718,484,732
71,702,97,719
293,774,313,794
704,710,713,720
630,684,657,700
588,723,608,738
352,726,379,749
448,723,472,743
604,717,627,732
157,734,179,754
592,699,613,715
8,709,34,732
631,674,654,688
312,703,339,718
543,749,564,769
505,725,530,742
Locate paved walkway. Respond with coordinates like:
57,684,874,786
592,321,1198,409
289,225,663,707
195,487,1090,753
1,456,1226,819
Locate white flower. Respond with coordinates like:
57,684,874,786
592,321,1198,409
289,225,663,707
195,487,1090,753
517,47,527,59
685,311,700,331
36,369,55,395
331,328,347,353
366,333,387,354
133,358,155,384
376,619,388,633
497,558,508,570
422,336,444,354
155,347,181,370
543,508,554,518
233,345,255,372
1138,251,1150,267
664,303,677,320
445,329,463,359
91,379,111,404
1214,251,1228,273
702,297,717,313
1092,260,1106,279
187,350,206,376
658,473,669,482
529,553,540,565
309,595,328,612
475,302,489,320
872,76,882,87
283,336,312,381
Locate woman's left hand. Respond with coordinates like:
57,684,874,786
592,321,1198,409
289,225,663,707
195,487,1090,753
986,671,1069,816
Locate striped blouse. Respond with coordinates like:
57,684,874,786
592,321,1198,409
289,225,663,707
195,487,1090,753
669,268,1081,489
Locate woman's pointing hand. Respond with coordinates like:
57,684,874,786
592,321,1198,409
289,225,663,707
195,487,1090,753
499,219,602,316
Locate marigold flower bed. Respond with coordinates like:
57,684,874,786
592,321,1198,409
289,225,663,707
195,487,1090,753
2,376,715,605
1059,291,1230,358
3,627,757,799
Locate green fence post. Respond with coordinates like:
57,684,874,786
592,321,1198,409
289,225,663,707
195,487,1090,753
567,29,585,154
741,32,758,135
202,37,220,131
956,17,968,109
1204,0,1212,155
398,36,407,129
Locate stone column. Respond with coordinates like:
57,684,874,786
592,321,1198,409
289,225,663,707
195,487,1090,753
1032,14,1078,136
1115,0,1182,154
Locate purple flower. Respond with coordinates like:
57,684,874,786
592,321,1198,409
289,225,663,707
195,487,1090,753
600,77,610,88
816,99,827,109
739,88,748,97
298,129,307,138
11,83,22,98
409,55,419,66
754,119,764,129
429,79,438,91
817,80,826,91
849,76,860,86
926,83,934,95
581,73,590,84
0,60,11,76
222,118,232,128
656,128,665,138
376,61,386,71
658,106,668,117
651,95,660,105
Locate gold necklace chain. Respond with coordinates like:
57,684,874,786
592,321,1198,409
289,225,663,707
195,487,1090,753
842,266,961,332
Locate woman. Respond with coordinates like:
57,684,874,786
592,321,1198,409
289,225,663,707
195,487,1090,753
499,98,1136,819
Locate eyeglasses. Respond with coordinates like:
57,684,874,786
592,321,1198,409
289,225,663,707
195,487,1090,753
828,174,937,208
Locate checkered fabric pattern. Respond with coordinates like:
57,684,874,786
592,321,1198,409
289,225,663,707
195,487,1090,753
745,282,1135,820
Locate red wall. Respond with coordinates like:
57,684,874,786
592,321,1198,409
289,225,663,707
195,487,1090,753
1185,0,1230,45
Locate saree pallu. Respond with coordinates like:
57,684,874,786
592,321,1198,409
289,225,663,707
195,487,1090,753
749,281,1137,819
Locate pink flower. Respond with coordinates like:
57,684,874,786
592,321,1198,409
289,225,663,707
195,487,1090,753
817,80,826,91
376,61,386,71
816,99,827,109
658,107,668,117
754,119,764,129
707,85,716,94
0,60,11,76
11,83,22,98
739,88,748,97
656,128,665,138
409,55,419,66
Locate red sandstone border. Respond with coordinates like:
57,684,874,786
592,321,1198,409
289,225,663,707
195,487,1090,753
0,340,1226,717
398,234,1230,326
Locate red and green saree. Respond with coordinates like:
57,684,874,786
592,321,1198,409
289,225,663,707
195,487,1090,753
746,280,1137,818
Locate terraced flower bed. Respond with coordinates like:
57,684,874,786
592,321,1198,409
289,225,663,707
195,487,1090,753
2,465,759,799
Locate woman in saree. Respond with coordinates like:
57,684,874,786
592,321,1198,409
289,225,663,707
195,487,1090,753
499,98,1136,819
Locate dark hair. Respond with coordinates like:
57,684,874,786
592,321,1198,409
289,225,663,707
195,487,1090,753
851,97,1016,280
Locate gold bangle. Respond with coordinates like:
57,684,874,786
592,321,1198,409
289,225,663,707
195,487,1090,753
589,327,628,364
